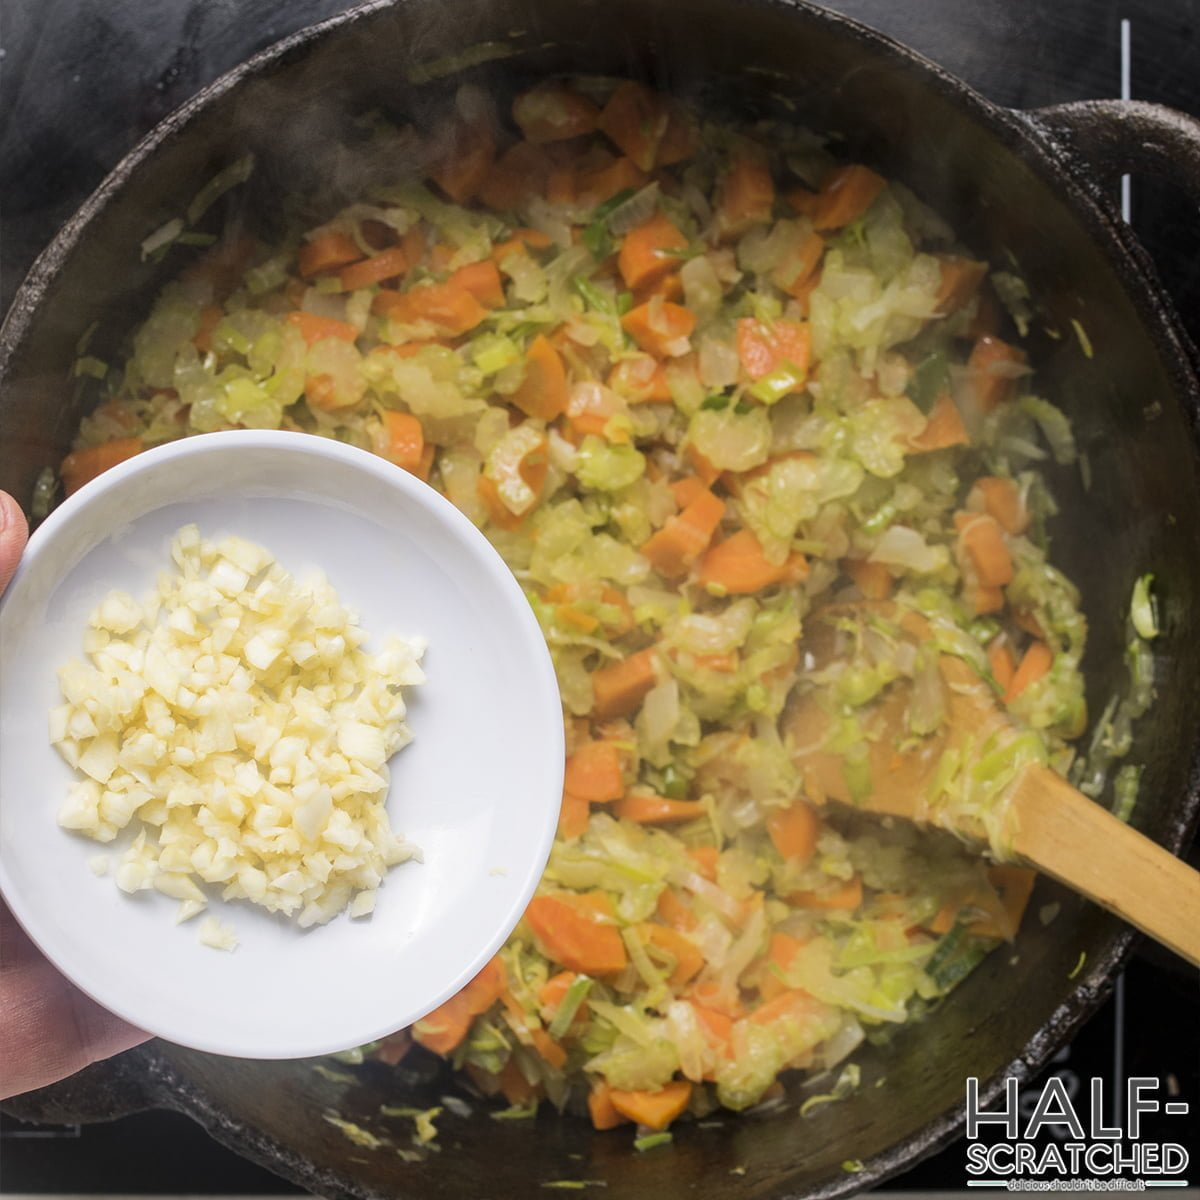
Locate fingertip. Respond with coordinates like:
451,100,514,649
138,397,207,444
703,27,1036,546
0,491,30,594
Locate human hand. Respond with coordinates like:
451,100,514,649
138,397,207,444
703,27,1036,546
0,489,150,1101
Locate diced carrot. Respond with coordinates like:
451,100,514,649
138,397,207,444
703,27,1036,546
641,487,725,578
478,474,528,531
461,956,506,1015
497,1058,541,1107
304,374,340,412
749,988,819,1027
618,211,688,291
588,1081,630,1131
658,105,697,165
772,231,825,299
380,411,425,473
619,299,695,359
787,876,864,911
370,340,445,361
935,256,988,315
845,558,893,601
766,800,820,864
298,232,362,278
670,475,707,509
639,923,704,987
988,640,1017,692
955,511,1014,588
538,971,578,1025
698,529,793,594
634,271,685,306
529,1026,567,1070
692,651,738,674
285,310,359,345
60,438,143,496
514,82,601,143
338,247,409,292
450,259,506,308
785,186,818,217
402,226,428,269
480,143,553,212
597,82,669,172
716,152,775,240
524,894,628,975
969,288,1002,339
968,335,1027,412
810,164,886,231
412,992,472,1056
787,270,823,317
687,444,721,486
608,1080,692,1131
429,119,494,205
373,282,488,335
614,791,705,825
510,334,569,421
735,317,810,382
657,887,697,931
193,305,223,353
591,646,659,720
691,1003,734,1054
687,846,719,881
491,225,555,263
546,165,578,206
688,981,745,1020
971,476,1030,535
967,586,1006,616
758,932,807,1001
571,890,618,921
428,242,456,273
558,604,600,633
559,789,591,839
564,741,625,803
1004,640,1053,705
577,156,649,208
908,393,970,452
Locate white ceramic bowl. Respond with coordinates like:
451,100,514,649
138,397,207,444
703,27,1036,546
0,430,563,1059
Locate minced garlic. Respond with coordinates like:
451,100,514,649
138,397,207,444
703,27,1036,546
52,524,425,936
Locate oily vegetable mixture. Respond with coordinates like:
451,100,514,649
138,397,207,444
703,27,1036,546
57,76,1111,1136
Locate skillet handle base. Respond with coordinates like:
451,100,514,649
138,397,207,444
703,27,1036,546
1031,99,1200,207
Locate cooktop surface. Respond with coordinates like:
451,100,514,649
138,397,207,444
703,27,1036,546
1,0,1197,1194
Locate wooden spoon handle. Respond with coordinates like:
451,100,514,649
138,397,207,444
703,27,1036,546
1009,765,1200,967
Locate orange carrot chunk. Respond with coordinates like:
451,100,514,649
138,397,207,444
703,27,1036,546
564,741,625,803
968,335,1027,411
735,317,810,382
591,647,659,720
298,232,363,278
618,211,688,290
193,305,224,353
613,791,705,825
698,529,796,594
338,246,409,292
513,82,601,143
429,119,494,205
787,876,864,911
380,411,425,473
972,475,1030,535
60,438,143,496
412,992,472,1056
810,164,886,231
621,300,696,359
373,282,488,335
988,640,1017,693
511,334,569,421
450,259,506,308
285,310,360,345
766,800,821,864
908,393,970,452
559,791,591,840
576,156,649,208
955,511,1014,588
687,846,719,880
1004,640,1053,705
588,1081,630,1131
641,487,726,579
525,894,628,975
716,152,775,240
608,1081,693,1131
935,256,989,315
640,923,704,987
845,558,893,601
597,82,670,172
758,932,808,1001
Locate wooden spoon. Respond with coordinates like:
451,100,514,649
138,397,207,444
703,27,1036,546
787,604,1200,967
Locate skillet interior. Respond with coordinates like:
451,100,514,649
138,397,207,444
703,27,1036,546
2,0,1199,1196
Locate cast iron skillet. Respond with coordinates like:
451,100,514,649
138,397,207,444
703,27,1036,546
3,0,1200,1195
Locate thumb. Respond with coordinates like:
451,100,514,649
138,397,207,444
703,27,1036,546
0,491,30,595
